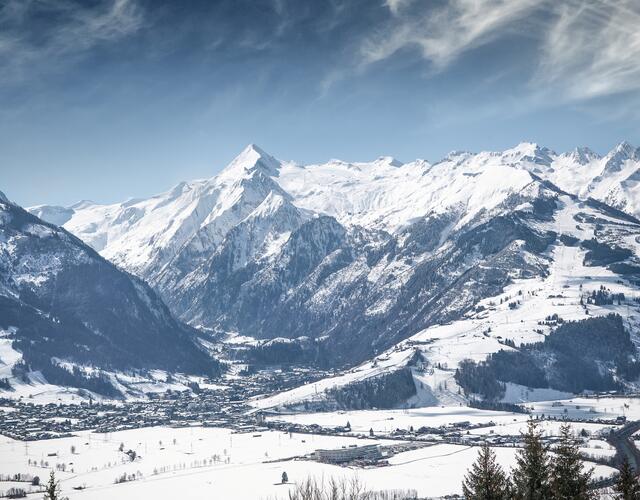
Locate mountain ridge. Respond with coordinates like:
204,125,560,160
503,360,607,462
23,141,640,377
0,195,221,398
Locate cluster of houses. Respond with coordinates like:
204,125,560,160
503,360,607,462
0,387,251,441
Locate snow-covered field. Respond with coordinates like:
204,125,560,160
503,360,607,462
529,396,640,420
0,426,389,500
0,417,617,500
265,406,621,440
266,406,528,435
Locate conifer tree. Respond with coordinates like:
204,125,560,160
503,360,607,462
550,423,594,500
512,419,551,500
462,444,510,499
615,458,640,500
43,471,67,500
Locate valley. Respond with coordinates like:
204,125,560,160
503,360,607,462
4,142,640,497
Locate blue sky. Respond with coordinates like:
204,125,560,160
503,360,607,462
2,0,640,207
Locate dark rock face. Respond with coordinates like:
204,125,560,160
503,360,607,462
0,199,218,376
159,184,566,367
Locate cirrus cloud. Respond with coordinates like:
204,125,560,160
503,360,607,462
0,0,143,84
359,0,640,102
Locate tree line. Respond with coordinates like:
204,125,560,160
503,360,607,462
462,419,639,500
455,314,640,399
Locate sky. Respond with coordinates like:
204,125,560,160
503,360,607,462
2,0,640,207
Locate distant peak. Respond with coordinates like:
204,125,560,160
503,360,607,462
221,143,281,179
244,143,269,156
327,159,349,166
445,150,470,159
373,156,403,167
564,146,600,165
0,190,7,203
70,199,96,210
602,141,636,173
611,140,635,157
514,141,538,151
502,142,554,165
504,142,549,155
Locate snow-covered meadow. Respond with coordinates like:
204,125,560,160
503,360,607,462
0,423,520,499
0,424,618,500
0,400,624,500
0,426,388,500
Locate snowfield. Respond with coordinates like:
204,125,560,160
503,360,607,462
265,406,528,434
0,426,389,500
0,418,617,500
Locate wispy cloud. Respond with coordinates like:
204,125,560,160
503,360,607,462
384,0,413,16
355,0,640,102
538,0,640,99
361,0,541,69
0,0,143,84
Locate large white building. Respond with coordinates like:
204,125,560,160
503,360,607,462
314,444,381,463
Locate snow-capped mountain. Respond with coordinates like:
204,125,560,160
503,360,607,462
32,142,640,262
27,145,287,284
29,142,640,375
0,194,218,394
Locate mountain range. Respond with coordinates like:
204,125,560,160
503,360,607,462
22,142,640,377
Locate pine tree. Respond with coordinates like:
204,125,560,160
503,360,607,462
282,471,288,484
615,458,640,500
512,419,551,500
550,423,594,500
43,471,67,500
462,444,510,499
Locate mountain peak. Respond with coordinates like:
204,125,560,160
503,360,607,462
603,141,636,172
502,142,554,166
0,190,8,203
373,156,402,167
70,200,97,210
564,146,600,165
220,144,281,180
611,140,635,157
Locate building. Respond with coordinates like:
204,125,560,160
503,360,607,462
314,444,381,463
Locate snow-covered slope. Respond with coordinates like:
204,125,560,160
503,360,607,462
0,193,218,394
276,152,535,232
253,193,640,410
32,145,288,283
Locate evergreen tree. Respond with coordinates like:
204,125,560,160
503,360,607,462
512,420,551,500
43,471,67,500
281,471,288,484
550,423,594,500
615,458,640,500
462,444,510,499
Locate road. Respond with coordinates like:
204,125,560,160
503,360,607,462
607,420,640,472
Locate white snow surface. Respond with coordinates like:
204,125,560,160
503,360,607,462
0,420,616,500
